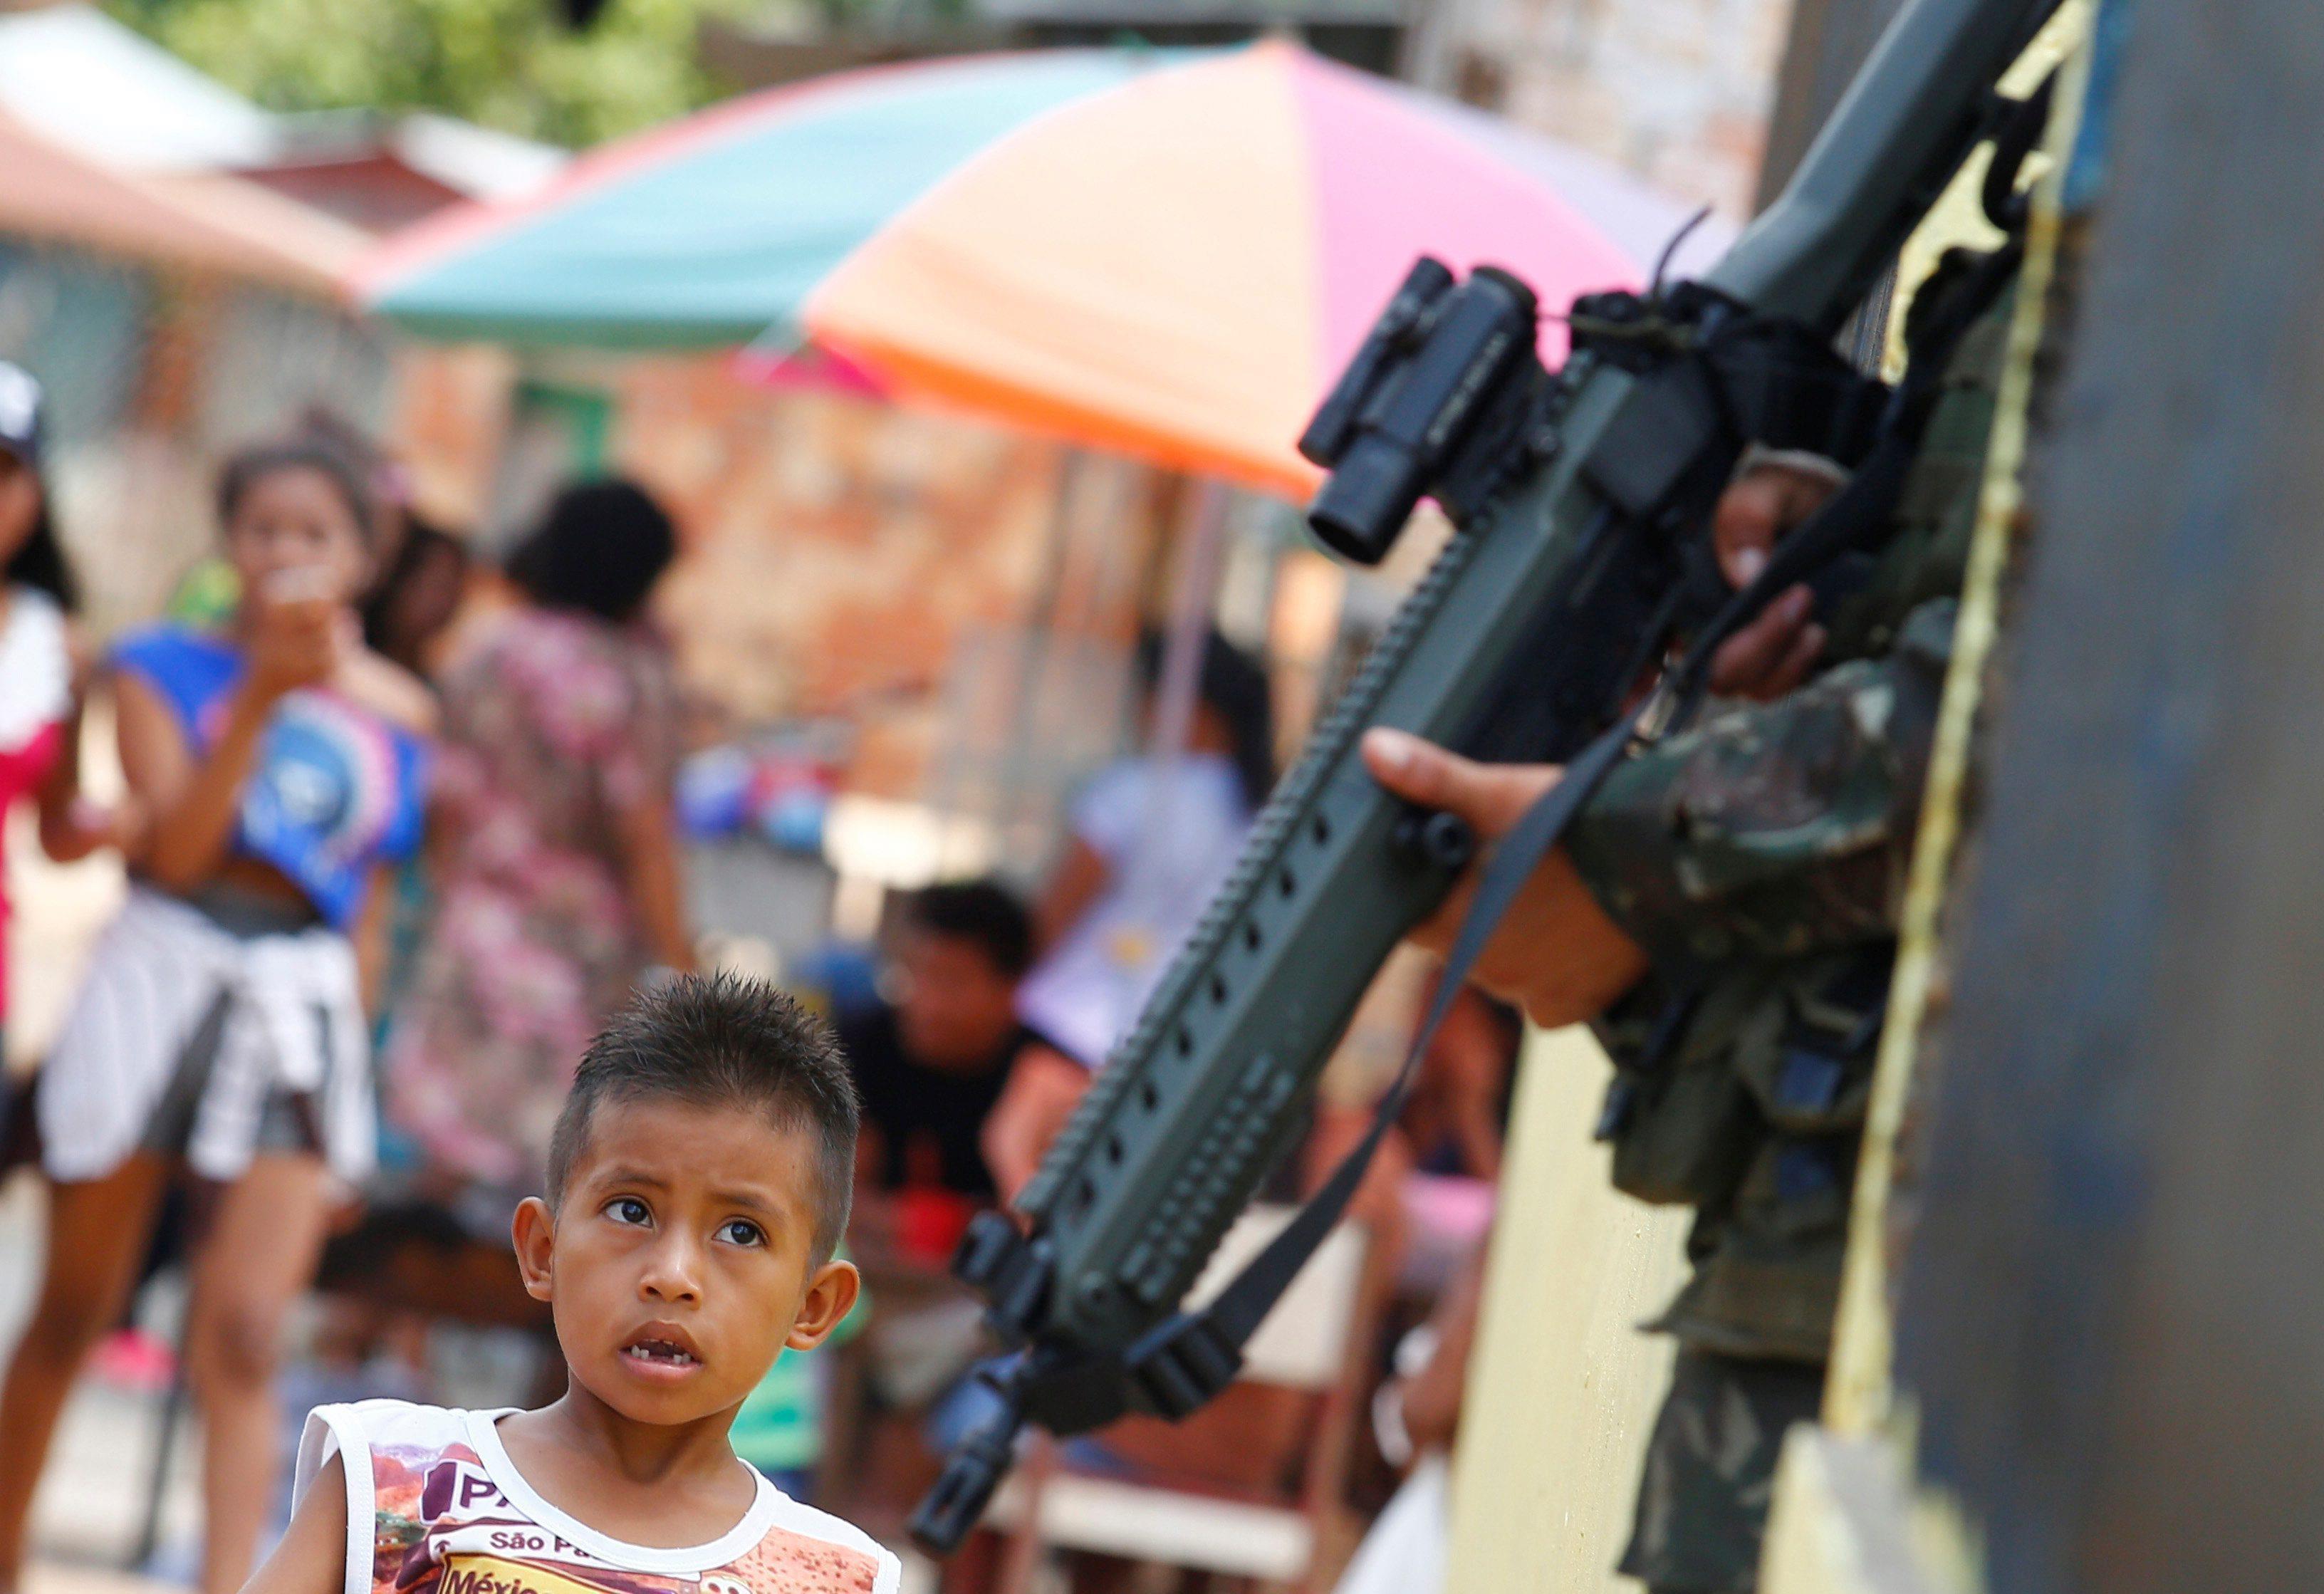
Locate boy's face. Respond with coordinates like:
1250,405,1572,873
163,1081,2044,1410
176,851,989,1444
513,1097,858,1429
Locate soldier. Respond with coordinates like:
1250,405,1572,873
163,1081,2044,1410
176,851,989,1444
1360,277,2019,1592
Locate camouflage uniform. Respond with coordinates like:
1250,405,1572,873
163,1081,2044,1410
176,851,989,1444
1558,296,2015,1593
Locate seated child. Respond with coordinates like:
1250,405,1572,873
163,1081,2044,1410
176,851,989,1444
244,974,900,1594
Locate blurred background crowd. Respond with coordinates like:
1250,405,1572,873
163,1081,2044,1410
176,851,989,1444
0,0,1801,1588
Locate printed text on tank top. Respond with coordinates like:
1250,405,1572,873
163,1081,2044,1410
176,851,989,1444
301,1401,896,1594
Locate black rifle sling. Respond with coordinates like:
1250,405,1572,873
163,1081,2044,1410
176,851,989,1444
1128,219,2035,1422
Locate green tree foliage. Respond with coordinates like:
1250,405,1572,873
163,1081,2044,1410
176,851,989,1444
108,0,755,147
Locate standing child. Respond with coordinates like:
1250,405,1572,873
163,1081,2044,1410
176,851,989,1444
0,435,433,1594
0,360,122,1066
250,974,898,1594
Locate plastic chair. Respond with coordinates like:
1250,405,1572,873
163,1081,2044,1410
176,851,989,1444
986,1204,1383,1593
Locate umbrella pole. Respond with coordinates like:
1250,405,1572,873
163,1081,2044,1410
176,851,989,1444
1124,479,1232,895
996,449,1088,848
1145,478,1231,769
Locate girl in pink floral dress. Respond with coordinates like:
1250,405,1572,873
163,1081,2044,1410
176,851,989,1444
385,481,694,1211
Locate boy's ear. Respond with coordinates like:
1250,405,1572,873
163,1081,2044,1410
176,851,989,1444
512,1197,557,1303
784,1258,861,1353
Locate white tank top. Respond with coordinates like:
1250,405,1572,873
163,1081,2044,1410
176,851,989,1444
0,585,68,752
296,1401,900,1594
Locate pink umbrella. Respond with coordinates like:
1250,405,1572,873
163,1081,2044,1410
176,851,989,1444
798,41,1729,494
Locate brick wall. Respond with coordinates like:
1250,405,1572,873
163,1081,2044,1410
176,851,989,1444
1415,0,1794,219
611,358,1127,801
388,345,1179,806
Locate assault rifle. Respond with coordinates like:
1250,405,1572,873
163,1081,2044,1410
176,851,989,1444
912,0,2065,1552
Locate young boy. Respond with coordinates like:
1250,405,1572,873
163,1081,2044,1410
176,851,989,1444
246,975,898,1594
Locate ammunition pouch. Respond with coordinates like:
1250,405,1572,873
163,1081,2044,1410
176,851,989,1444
1598,976,1763,1209
1735,945,1890,1133
1598,947,1891,1210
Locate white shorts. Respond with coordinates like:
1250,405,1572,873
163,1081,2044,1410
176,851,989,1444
39,887,375,1186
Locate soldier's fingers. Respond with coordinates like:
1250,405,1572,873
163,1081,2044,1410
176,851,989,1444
1712,474,1786,588
1708,585,1814,697
1362,728,1473,811
1758,623,1828,699
1362,729,1558,837
1714,464,1848,588
1709,611,1789,693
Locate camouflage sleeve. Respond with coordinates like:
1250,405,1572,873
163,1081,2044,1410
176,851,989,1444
1565,598,1956,970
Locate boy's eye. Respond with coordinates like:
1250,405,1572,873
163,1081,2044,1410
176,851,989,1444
717,1219,766,1248
605,1197,652,1227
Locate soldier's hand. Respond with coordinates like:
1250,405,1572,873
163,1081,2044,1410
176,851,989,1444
1362,728,1649,1028
1706,461,1843,699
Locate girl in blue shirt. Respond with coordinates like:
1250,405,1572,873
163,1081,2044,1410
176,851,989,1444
0,437,434,1594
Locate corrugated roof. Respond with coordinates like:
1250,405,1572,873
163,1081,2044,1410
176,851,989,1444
0,110,368,296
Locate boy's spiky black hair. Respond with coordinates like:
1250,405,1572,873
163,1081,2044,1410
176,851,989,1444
546,973,860,1260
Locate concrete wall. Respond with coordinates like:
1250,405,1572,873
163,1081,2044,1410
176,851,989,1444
1443,1026,1694,1593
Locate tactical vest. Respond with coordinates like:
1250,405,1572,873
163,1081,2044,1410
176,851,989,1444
1589,295,2014,1365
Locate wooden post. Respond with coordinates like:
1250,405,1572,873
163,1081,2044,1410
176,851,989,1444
1886,2,2324,1588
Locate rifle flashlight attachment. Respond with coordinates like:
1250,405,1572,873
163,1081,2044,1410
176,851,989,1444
1299,261,1542,564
